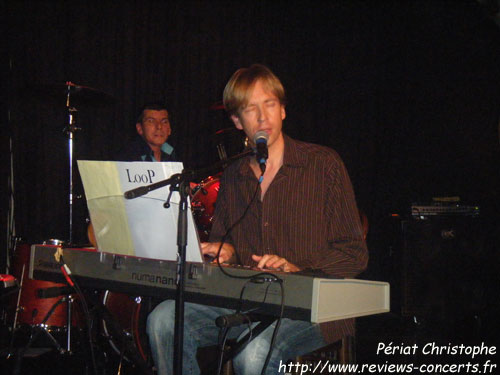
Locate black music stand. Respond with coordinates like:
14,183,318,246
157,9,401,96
125,172,192,375
124,149,252,375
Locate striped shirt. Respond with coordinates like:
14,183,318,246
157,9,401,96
209,134,368,343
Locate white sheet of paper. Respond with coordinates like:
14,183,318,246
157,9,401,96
78,160,203,262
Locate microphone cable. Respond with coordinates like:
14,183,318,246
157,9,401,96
211,165,287,375
260,280,285,375
214,172,261,271
214,171,281,284
214,272,286,375
60,255,100,375
236,277,286,375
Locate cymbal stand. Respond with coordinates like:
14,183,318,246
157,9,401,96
6,264,25,359
216,142,228,162
64,82,81,245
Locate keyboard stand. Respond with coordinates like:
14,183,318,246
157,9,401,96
215,313,275,373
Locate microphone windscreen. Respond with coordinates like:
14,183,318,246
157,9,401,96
253,131,268,144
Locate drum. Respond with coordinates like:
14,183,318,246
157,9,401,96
8,242,82,329
101,291,152,363
191,175,220,242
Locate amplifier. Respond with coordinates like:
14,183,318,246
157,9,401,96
411,204,479,219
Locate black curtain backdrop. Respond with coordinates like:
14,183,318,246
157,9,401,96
3,1,500,286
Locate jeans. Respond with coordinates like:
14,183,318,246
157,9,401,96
146,300,326,375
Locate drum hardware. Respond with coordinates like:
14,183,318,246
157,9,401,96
101,292,145,363
26,82,114,107
209,101,225,111
0,275,18,294
6,263,26,359
42,239,65,246
66,83,81,245
9,294,80,375
217,142,228,163
25,82,114,244
191,175,220,242
93,291,154,375
212,127,248,167
11,294,78,352
1,275,18,330
7,243,83,362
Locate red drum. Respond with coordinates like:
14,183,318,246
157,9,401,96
191,175,220,242
8,243,82,329
101,291,151,363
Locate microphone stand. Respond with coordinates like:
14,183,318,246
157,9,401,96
173,177,188,375
123,148,253,375
64,82,81,245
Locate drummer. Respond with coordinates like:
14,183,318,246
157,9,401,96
116,102,177,162
88,102,178,247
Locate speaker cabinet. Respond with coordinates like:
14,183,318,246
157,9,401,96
400,217,485,319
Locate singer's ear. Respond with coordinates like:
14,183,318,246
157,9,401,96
230,114,243,130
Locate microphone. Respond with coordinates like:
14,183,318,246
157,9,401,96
124,185,150,199
36,286,75,299
253,130,268,174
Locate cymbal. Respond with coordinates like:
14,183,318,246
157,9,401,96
211,127,248,155
25,81,114,106
214,127,240,136
209,101,225,111
212,127,247,143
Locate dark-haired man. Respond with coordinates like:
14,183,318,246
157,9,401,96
117,102,177,162
88,103,176,247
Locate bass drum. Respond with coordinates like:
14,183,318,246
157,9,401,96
8,242,82,329
101,291,153,364
191,175,220,242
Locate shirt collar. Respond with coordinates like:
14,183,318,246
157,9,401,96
237,133,306,177
160,142,174,155
140,141,174,162
282,134,306,168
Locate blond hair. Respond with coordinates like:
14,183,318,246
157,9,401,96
223,64,286,116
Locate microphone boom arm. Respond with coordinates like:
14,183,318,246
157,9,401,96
123,148,253,200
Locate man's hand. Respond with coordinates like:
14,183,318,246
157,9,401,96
251,254,301,273
201,242,235,264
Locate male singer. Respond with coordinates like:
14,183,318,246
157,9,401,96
147,64,368,374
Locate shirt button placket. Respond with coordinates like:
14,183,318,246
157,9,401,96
262,221,270,252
